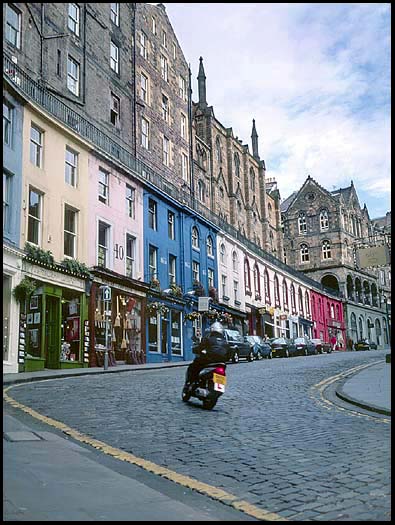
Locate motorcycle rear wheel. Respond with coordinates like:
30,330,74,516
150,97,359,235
182,386,191,402
202,398,217,410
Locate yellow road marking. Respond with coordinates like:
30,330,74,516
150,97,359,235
3,383,288,521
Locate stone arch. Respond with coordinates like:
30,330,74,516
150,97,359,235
363,280,371,305
350,312,358,342
366,317,373,340
358,316,364,340
346,275,354,301
371,283,378,307
355,278,362,303
375,318,381,347
321,274,339,293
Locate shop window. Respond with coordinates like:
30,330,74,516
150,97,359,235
3,275,11,361
61,294,81,362
148,314,159,352
26,294,42,358
171,311,182,355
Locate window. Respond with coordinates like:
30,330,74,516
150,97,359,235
300,243,309,263
110,3,119,26
330,304,335,319
198,180,205,202
168,210,175,239
3,100,13,146
162,136,169,166
207,236,213,257
161,55,168,81
192,260,200,282
110,41,119,73
169,255,176,285
233,280,239,303
264,270,270,302
232,251,238,271
290,284,296,312
30,125,43,168
65,147,78,187
298,288,304,315
64,205,77,258
3,172,12,233
215,137,222,163
126,234,136,277
140,72,148,103
149,245,158,280
6,4,21,48
162,94,169,122
172,42,176,60
283,280,289,309
181,152,188,182
234,153,240,178
139,31,147,59
141,117,149,149
126,185,135,219
298,213,307,234
68,4,80,36
221,275,227,298
192,226,199,249
98,221,110,267
283,248,287,264
67,56,80,96
250,168,255,192
27,188,42,245
244,259,251,292
3,274,11,362
208,268,214,289
152,16,156,35
98,168,109,204
110,92,120,126
148,199,157,231
254,265,260,297
220,243,225,263
274,275,280,306
322,240,331,260
162,31,167,48
180,113,187,139
57,49,62,76
320,210,329,231
179,76,186,100
305,292,310,316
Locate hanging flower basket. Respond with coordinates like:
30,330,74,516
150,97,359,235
170,283,183,297
145,301,169,316
193,280,205,297
150,278,161,290
184,311,201,322
12,277,38,304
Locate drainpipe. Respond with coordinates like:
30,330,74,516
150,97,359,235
188,64,195,205
132,3,137,158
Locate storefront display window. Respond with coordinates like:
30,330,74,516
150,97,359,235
171,311,182,355
3,275,11,361
61,291,81,361
148,315,158,352
26,294,42,358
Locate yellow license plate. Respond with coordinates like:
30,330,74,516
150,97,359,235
213,373,226,385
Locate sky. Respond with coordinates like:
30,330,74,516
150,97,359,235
164,3,391,219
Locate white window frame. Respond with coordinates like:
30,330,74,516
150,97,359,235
161,55,168,81
181,152,188,182
149,245,158,280
162,94,169,122
3,172,12,233
234,280,239,303
162,136,170,166
140,72,148,103
148,199,157,231
192,226,199,250
298,214,307,234
208,268,214,289
110,41,119,73
179,75,186,100
3,100,13,146
180,113,187,139
98,168,109,205
169,255,176,285
152,16,156,35
320,210,329,231
97,220,111,268
220,243,226,264
168,211,175,240
27,187,42,246
126,184,135,219
141,117,149,149
110,3,120,26
198,180,205,202
192,260,200,282
140,31,147,59
67,56,80,96
30,124,43,168
300,244,309,263
221,274,227,298
125,233,136,277
162,31,167,48
68,3,80,36
207,236,213,257
6,4,21,48
65,147,78,187
64,205,78,258
322,240,332,260
110,92,120,126
232,251,238,271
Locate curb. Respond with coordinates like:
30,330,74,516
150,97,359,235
336,383,391,417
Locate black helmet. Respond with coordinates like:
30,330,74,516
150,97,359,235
210,321,224,335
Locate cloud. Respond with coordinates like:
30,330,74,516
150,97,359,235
165,3,391,215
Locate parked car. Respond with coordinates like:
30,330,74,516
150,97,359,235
223,329,254,363
269,337,296,358
310,338,332,354
244,335,272,359
292,337,317,356
354,339,378,351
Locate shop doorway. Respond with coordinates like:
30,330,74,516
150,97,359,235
45,295,60,369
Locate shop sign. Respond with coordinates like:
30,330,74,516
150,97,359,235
24,263,85,290
280,314,287,320
83,320,90,363
258,308,266,314
198,297,210,312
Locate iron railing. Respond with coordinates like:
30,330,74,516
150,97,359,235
4,53,339,298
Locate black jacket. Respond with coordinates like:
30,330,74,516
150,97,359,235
194,334,229,362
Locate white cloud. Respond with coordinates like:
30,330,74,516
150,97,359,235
165,3,391,215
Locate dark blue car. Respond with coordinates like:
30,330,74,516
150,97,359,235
244,335,272,359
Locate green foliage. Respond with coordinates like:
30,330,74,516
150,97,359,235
12,277,38,304
60,258,92,278
24,243,55,265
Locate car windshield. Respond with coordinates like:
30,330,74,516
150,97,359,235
272,338,286,344
246,336,261,343
311,339,321,343
225,330,243,342
294,338,305,343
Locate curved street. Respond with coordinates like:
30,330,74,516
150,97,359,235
5,350,391,521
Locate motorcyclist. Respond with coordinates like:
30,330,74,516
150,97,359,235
185,321,230,387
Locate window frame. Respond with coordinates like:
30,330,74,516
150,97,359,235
206,236,214,257
149,245,158,280
160,55,168,82
27,187,42,246
148,199,157,231
3,99,13,147
322,240,332,260
68,3,80,36
110,92,120,126
192,260,200,282
64,204,78,258
169,254,176,285
65,146,78,187
126,184,135,219
67,55,80,96
98,168,109,205
300,243,310,263
30,124,43,168
110,41,119,74
168,210,175,240
110,3,120,26
298,213,307,234
320,209,329,231
125,233,136,277
162,136,170,166
140,72,148,103
6,3,22,48
98,220,111,268
141,117,150,149
191,226,199,250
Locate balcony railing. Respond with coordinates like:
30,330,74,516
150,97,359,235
4,53,339,298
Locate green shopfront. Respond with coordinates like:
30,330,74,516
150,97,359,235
20,260,89,372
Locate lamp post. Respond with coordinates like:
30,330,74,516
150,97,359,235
381,293,391,348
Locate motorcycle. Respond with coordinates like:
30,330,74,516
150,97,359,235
182,350,227,410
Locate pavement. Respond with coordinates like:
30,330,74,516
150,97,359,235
3,355,391,521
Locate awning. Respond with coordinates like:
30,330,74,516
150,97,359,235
299,317,314,327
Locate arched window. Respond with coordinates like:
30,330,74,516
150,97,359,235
300,243,309,263
192,226,199,249
215,136,222,164
358,316,364,339
250,168,255,192
220,243,225,263
298,288,304,315
219,186,224,199
290,284,296,312
330,303,335,319
298,212,307,234
244,258,251,292
305,291,310,316
232,250,238,271
320,210,329,231
198,180,205,202
274,275,280,306
206,236,213,257
336,304,340,320
264,269,270,303
254,264,260,297
234,153,240,178
322,240,331,260
283,280,289,309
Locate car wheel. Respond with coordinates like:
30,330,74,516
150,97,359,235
268,351,272,359
285,349,289,358
247,350,254,362
232,351,239,363
256,350,262,361
304,348,308,356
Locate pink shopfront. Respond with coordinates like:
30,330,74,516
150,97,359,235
311,290,346,350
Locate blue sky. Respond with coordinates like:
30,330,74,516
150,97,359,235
164,3,391,219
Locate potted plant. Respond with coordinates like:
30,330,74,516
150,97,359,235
12,277,38,307
150,278,161,290
170,283,183,297
193,280,205,297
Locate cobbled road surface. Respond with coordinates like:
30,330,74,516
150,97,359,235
8,350,391,521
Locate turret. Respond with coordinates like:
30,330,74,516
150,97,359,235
251,119,259,160
197,57,207,108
